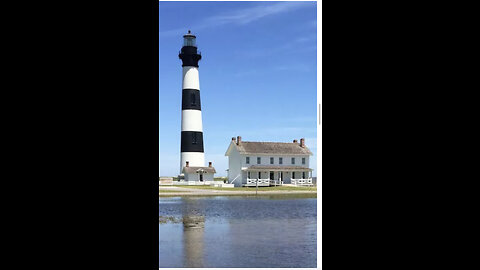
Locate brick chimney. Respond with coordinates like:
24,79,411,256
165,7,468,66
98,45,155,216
237,136,242,145
300,138,305,147
293,139,298,143
208,161,212,167
186,161,189,167
232,137,236,144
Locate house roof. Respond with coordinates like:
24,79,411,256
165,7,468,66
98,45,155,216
234,141,312,155
243,165,313,171
182,166,216,174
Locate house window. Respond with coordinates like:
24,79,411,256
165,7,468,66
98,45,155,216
192,133,197,144
279,157,283,164
246,157,250,164
270,157,274,164
257,157,261,164
291,157,295,164
292,172,296,179
302,157,306,165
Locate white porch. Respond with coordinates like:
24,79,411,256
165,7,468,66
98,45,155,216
242,166,313,187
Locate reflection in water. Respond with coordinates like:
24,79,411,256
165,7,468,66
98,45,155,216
160,195,317,268
182,198,206,268
182,215,205,268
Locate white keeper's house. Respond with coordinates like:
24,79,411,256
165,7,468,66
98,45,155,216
225,136,314,187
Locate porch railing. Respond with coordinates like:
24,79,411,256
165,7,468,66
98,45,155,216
291,178,313,186
269,179,283,186
246,178,270,185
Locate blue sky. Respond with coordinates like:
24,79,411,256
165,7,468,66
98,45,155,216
160,1,317,177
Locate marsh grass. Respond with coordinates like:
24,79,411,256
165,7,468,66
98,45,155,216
159,216,182,224
170,185,316,192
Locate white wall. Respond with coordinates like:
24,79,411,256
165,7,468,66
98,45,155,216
185,172,214,181
180,152,205,173
203,173,214,182
240,154,310,168
181,110,203,131
227,147,243,187
182,66,200,90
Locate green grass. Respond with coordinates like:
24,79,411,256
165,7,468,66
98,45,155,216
159,189,191,193
170,185,316,192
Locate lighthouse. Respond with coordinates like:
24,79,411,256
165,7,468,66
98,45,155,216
179,30,206,175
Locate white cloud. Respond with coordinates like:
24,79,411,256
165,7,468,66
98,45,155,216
205,1,309,25
160,2,311,37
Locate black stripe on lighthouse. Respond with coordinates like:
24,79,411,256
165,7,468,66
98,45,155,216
181,131,204,152
182,89,201,110
179,46,201,67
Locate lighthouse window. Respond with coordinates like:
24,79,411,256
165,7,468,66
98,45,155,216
184,37,196,47
192,133,197,144
191,93,196,105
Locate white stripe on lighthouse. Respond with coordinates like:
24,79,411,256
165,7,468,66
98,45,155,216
182,66,200,90
180,152,205,173
181,110,203,131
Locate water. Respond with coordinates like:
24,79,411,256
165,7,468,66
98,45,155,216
159,194,317,268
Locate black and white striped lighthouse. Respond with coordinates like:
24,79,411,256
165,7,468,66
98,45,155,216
179,30,205,174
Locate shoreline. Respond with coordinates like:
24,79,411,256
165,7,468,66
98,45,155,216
159,186,317,197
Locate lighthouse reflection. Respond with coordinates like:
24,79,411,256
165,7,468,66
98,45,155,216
182,199,205,268
159,196,317,268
